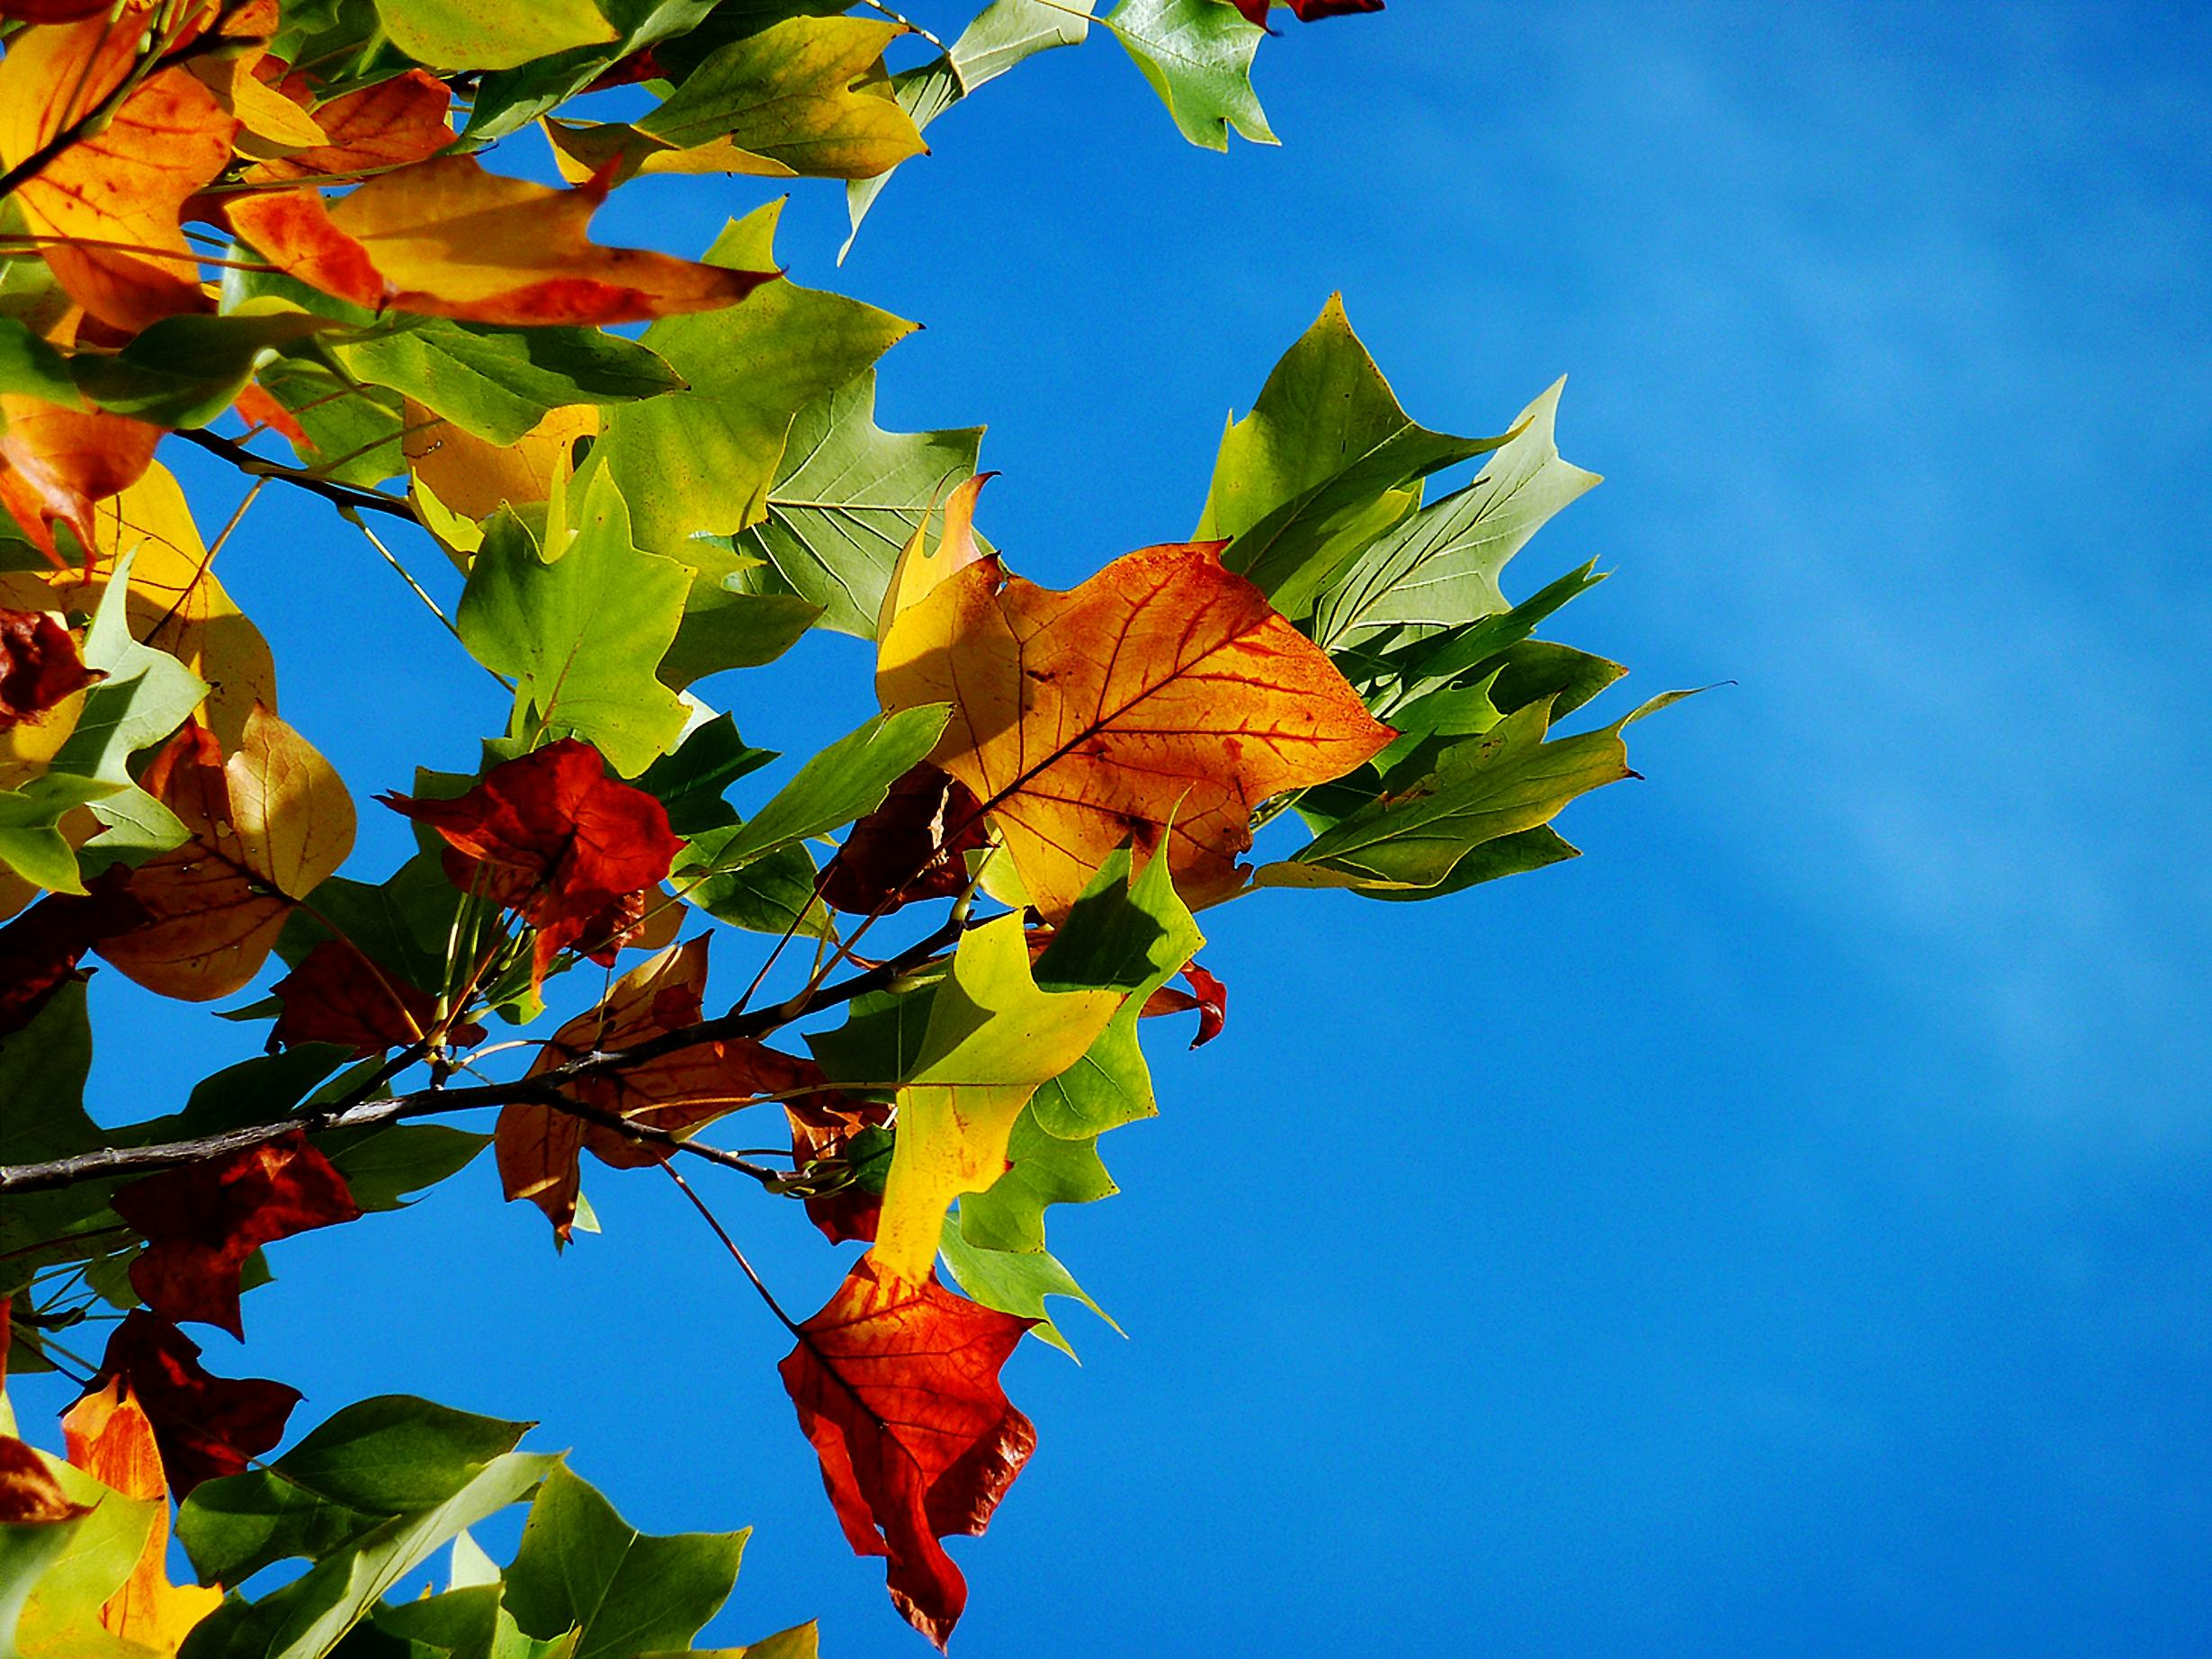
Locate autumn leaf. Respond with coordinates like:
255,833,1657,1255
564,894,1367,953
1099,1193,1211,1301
498,937,825,1239
381,738,682,987
779,1256,1035,1648
89,1311,300,1496
1142,957,1225,1046
0,867,145,1037
225,156,776,327
59,1379,224,1653
0,397,164,572
101,706,356,1000
877,537,1393,919
404,400,598,521
110,1131,362,1338
0,609,98,728
1231,0,1383,22
819,762,991,915
788,1093,891,1245
272,936,480,1057
0,4,238,331
243,67,453,184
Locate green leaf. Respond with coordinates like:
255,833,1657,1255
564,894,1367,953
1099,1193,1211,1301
502,1465,746,1659
938,1214,1119,1359
1199,295,1515,621
957,1109,1117,1252
72,310,334,429
724,371,985,638
634,714,776,835
14,1456,157,1659
0,316,80,405
252,355,407,486
0,774,118,892
0,1504,85,1658
1103,0,1274,151
0,985,112,1287
673,830,831,939
703,704,948,870
596,202,916,551
656,539,820,687
464,0,726,140
319,1125,490,1212
273,853,463,991
457,474,694,776
341,321,685,445
370,0,617,71
1312,378,1601,650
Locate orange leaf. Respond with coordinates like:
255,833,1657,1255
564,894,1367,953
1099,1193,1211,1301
244,67,453,183
779,1258,1035,1649
876,539,1393,918
403,400,599,521
102,708,355,1000
225,156,775,326
110,1131,361,1338
90,1311,299,1496
0,396,164,571
60,1379,223,1653
0,4,238,331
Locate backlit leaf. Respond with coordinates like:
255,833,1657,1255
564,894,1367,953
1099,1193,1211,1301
1103,0,1274,151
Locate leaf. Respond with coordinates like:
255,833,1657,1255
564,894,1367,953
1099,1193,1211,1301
655,540,820,688
1231,0,1383,21
0,7,237,330
937,1216,1117,1359
318,1123,489,1213
546,17,927,184
819,762,990,915
71,311,336,431
1312,377,1601,649
785,1097,890,1245
85,1318,300,1503
870,912,1121,1283
877,537,1392,919
1199,295,1517,621
456,478,694,776
1103,0,1275,151
11,1446,157,1659
674,830,832,941
380,738,682,986
954,1108,1115,1252
703,704,949,874
270,937,472,1057
725,372,987,638
502,1464,747,1659
0,984,113,1278
101,709,355,1000
778,1257,1034,1649
597,201,916,549
0,397,163,570
340,319,683,445
110,1130,363,1338
406,401,599,521
0,608,95,729
368,0,618,71
0,870,143,1037
461,0,723,141
58,1379,224,1653
244,67,454,184
633,713,775,837
226,157,775,327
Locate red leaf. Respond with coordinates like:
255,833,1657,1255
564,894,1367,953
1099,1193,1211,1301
787,1090,890,1245
819,762,992,916
779,1259,1036,1648
271,936,480,1057
0,1,121,20
89,1311,300,1496
381,740,682,987
231,382,308,447
1231,0,1383,22
110,1131,362,1338
0,867,147,1037
244,67,452,184
0,607,98,726
1178,961,1227,1047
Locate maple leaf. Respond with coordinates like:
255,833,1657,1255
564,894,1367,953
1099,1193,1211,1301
60,1378,224,1652
110,1130,362,1339
0,397,164,572
0,4,239,331
779,1257,1035,1648
88,1310,300,1496
381,738,682,988
224,155,776,327
243,67,453,184
101,706,357,1000
877,537,1393,919
819,762,992,915
498,937,822,1239
271,936,481,1058
0,868,145,1036
0,609,98,728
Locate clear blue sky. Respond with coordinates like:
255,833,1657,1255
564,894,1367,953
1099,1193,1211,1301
26,2,2212,1654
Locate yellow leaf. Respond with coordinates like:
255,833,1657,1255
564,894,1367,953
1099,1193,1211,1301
224,701,355,900
60,1382,222,1656
403,400,599,525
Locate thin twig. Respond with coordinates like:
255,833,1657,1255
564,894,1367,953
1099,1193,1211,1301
661,1163,801,1335
174,427,417,523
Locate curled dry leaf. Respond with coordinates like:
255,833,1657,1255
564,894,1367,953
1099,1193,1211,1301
819,761,991,915
60,1378,225,1652
381,738,681,988
101,707,356,1000
271,936,481,1057
110,1130,362,1339
877,538,1393,919
0,608,98,728
225,155,776,327
0,397,165,572
0,867,146,1037
0,3,238,330
780,1258,1036,1649
90,1311,300,1496
243,67,452,184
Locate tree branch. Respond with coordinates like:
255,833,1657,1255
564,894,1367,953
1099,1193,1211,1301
174,428,420,524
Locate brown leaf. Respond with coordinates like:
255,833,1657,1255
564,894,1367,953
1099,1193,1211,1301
224,156,775,326
0,607,98,728
243,67,452,184
779,1259,1035,1649
381,738,681,988
61,1378,224,1649
271,936,479,1056
0,396,164,571
0,1435,86,1525
89,1310,300,1495
110,1132,362,1338
877,539,1393,919
819,762,991,916
0,867,146,1037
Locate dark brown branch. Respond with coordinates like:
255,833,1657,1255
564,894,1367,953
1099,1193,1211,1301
175,428,420,524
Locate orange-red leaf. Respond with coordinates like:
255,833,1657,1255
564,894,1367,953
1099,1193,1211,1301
381,738,681,987
61,1378,224,1650
244,67,452,184
0,867,145,1037
110,1132,361,1339
230,382,307,446
0,607,98,726
819,761,990,916
0,397,164,571
779,1259,1035,1649
0,1,117,20
224,156,775,326
1141,958,1226,1047
877,540,1393,919
0,4,238,330
787,1090,889,1244
271,936,479,1056
90,1311,300,1495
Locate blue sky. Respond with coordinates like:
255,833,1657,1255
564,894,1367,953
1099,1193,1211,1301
21,2,2212,1654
